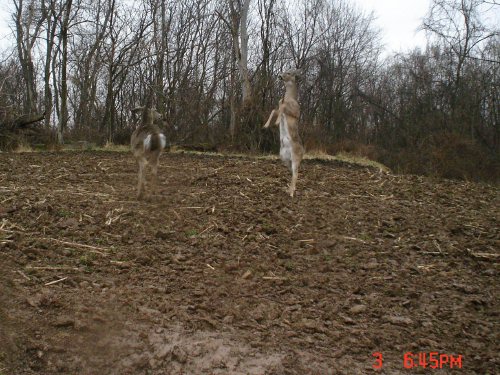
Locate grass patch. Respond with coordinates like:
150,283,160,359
185,229,198,238
6,141,390,172
284,261,295,271
63,141,125,152
9,141,127,153
322,253,333,262
171,147,390,172
13,143,34,153
95,141,129,152
306,150,390,172
79,253,96,267
57,209,72,217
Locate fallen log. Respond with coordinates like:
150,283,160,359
1,112,45,131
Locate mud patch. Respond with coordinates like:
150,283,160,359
0,151,498,374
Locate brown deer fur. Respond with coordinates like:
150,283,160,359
130,102,166,199
263,69,304,197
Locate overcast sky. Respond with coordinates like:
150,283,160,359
0,2,11,51
0,0,433,56
353,0,430,55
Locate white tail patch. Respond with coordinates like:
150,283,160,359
143,133,166,152
131,103,166,200
159,133,166,149
143,134,152,151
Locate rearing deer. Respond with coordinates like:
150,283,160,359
130,98,167,200
263,69,304,197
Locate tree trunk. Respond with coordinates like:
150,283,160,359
229,50,237,141
229,0,252,105
43,0,59,131
238,0,251,105
14,0,42,114
58,0,73,144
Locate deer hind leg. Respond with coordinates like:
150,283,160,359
137,158,147,200
289,162,298,197
289,150,303,197
150,154,160,194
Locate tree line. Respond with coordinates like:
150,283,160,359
0,0,498,181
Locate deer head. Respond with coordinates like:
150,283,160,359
132,106,165,126
280,68,302,83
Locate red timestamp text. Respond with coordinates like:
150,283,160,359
403,352,463,369
372,352,463,370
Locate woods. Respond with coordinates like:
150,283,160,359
0,0,498,181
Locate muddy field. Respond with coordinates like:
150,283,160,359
0,151,498,374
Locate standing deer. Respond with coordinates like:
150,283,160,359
263,69,304,197
130,98,167,199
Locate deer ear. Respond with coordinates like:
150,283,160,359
294,69,303,76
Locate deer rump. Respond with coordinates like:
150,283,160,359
143,132,167,153
130,103,168,199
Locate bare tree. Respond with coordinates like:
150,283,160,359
422,0,499,140
73,0,115,133
41,0,61,130
228,0,252,105
422,0,499,87
2,0,497,181
13,0,44,114
217,0,252,141
57,0,73,144
280,0,323,68
312,0,380,140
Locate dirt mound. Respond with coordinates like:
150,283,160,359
0,151,498,374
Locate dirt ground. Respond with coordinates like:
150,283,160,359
0,151,498,375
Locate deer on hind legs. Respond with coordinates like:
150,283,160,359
263,69,304,197
130,96,167,200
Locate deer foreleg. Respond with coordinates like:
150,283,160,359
263,109,279,128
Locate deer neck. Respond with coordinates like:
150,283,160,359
284,83,298,101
